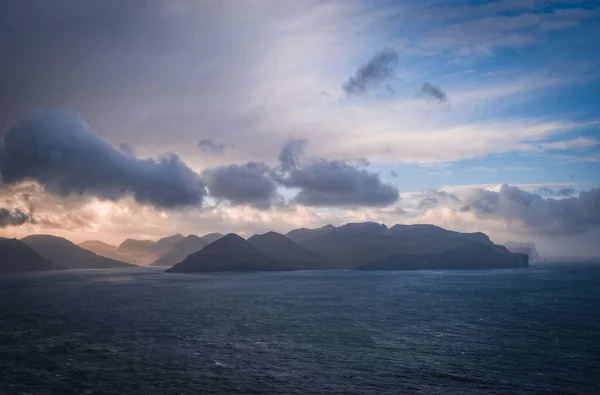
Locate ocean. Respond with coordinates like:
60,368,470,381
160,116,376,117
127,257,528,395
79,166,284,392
1,263,599,394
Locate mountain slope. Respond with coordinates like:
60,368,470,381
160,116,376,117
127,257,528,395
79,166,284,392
286,225,335,246
80,239,154,265
79,240,118,255
22,235,134,269
359,243,528,270
152,234,207,266
115,238,157,265
287,222,528,269
201,232,224,244
287,222,388,266
118,238,155,253
0,237,62,273
81,234,190,266
153,234,185,254
166,234,278,273
248,231,337,269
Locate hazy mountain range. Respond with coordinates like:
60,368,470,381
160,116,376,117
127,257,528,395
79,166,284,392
166,223,529,273
1,222,532,274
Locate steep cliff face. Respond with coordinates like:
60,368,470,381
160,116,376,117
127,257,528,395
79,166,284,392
0,238,62,273
504,241,541,261
165,234,278,273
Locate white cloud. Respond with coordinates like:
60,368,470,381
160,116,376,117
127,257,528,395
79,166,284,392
539,137,600,150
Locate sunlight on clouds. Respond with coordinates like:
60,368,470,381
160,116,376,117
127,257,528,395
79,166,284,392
0,0,598,256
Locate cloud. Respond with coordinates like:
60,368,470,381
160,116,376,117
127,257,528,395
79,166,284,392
342,47,399,96
539,137,599,150
0,207,33,228
540,7,599,31
424,6,599,53
282,159,399,207
278,138,307,171
417,189,460,209
0,110,207,208
460,184,600,235
198,139,233,155
119,143,135,155
274,139,399,208
203,162,278,209
420,82,448,103
534,187,577,197
555,153,600,163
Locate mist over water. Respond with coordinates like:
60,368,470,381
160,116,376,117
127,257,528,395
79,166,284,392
1,264,599,394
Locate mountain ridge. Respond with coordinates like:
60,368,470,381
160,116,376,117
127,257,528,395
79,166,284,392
0,237,63,273
166,233,279,273
248,231,339,270
23,235,134,269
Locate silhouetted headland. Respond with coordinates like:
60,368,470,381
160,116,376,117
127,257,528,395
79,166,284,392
166,233,279,273
0,237,62,273
164,223,528,273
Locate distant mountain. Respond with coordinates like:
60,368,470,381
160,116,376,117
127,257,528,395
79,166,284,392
79,240,117,255
0,237,62,273
166,234,278,273
22,235,134,269
358,243,529,270
153,234,185,255
503,241,541,261
286,224,335,246
201,232,224,244
287,222,388,265
287,223,528,269
248,231,337,270
152,234,208,267
118,238,155,254
80,234,189,266
73,223,529,272
79,239,151,265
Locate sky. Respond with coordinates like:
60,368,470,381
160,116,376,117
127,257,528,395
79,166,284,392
0,0,599,257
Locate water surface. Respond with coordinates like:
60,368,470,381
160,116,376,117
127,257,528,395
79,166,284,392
1,263,599,394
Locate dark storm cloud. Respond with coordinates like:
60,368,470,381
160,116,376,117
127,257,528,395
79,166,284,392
420,83,448,103
119,143,135,156
342,47,399,96
0,207,33,228
274,139,399,207
203,162,278,209
462,184,600,235
282,160,399,207
198,139,233,155
0,110,207,208
278,138,307,171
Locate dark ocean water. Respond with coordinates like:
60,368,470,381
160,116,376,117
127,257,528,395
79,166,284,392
1,263,599,395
